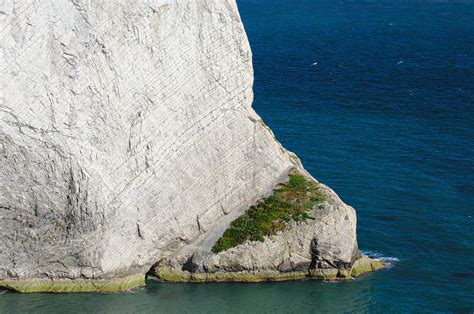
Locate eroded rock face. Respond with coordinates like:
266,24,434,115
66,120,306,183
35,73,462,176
0,0,294,283
0,1,382,291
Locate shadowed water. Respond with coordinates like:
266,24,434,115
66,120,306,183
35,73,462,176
1,0,473,312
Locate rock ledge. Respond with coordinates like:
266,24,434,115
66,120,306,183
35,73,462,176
151,256,384,283
0,274,144,293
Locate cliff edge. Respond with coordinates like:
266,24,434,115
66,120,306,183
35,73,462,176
0,0,382,293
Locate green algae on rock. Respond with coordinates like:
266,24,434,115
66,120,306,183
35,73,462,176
152,257,384,283
351,256,385,277
152,266,309,283
0,274,145,293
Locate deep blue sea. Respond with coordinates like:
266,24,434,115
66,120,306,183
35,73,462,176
1,0,473,312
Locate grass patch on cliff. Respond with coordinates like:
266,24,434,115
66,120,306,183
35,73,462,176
211,172,325,253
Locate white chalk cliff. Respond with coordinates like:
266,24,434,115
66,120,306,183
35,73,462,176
0,0,382,292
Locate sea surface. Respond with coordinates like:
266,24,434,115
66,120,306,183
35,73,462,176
1,0,473,312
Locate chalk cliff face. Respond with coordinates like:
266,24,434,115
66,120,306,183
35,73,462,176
0,1,381,292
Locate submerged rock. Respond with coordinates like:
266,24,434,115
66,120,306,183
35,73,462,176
0,1,383,292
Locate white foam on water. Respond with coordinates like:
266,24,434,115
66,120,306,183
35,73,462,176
360,250,400,265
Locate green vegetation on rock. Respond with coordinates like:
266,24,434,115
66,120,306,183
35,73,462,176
212,172,325,253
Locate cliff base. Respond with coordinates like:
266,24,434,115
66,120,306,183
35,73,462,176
151,256,384,283
0,274,144,293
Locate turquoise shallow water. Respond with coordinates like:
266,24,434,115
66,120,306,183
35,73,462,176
2,0,474,312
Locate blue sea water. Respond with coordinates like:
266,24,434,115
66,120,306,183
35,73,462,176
1,0,473,312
